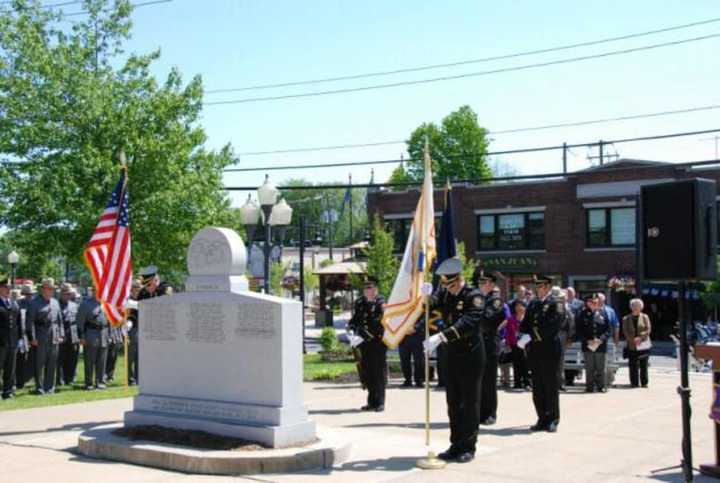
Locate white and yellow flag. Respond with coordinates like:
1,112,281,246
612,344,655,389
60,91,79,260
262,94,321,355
381,146,436,349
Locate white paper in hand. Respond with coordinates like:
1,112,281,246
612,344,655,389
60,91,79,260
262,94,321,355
420,282,434,296
517,333,531,350
124,299,139,310
350,335,364,348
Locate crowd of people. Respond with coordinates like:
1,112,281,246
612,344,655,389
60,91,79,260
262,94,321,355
347,259,653,463
0,266,172,400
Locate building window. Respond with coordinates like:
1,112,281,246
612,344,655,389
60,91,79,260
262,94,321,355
476,212,545,251
384,216,442,252
586,207,635,248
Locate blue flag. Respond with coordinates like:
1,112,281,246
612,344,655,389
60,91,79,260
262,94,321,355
434,183,457,271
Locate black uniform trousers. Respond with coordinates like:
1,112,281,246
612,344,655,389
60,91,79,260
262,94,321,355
512,346,530,387
84,343,108,388
360,342,387,408
57,341,79,385
527,343,561,426
0,343,17,397
479,341,498,421
16,348,34,389
128,335,139,384
105,341,118,382
399,333,424,384
445,344,485,454
628,350,649,387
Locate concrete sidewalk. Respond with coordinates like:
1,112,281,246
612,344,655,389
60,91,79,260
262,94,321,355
0,367,716,482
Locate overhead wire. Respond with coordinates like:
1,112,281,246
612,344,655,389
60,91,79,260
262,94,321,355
205,33,720,105
205,16,720,94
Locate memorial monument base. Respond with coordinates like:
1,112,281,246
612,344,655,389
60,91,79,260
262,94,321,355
124,394,317,448
78,423,351,475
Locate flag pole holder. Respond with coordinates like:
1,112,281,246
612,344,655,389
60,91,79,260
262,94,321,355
416,294,446,470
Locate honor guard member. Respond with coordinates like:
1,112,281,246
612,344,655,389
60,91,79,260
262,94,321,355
347,277,387,412
77,295,110,390
15,284,34,389
475,270,507,426
56,284,79,386
423,258,485,463
0,278,21,399
127,279,142,385
519,275,564,432
27,278,63,395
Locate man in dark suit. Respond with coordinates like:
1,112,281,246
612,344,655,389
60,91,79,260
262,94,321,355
0,278,21,399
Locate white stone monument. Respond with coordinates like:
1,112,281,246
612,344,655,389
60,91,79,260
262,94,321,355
123,227,316,448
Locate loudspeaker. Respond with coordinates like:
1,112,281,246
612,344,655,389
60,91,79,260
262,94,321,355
640,178,717,281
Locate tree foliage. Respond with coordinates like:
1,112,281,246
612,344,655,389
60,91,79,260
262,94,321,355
0,0,236,280
404,105,492,183
366,215,398,298
456,240,478,283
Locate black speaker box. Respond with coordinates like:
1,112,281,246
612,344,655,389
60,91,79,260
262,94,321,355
640,178,717,281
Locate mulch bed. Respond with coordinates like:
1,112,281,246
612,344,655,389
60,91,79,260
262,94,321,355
113,425,268,451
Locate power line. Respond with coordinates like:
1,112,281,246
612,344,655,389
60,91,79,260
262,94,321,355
223,127,720,173
64,0,171,16
235,104,720,156
0,0,82,6
223,158,720,191
206,17,720,94
205,33,720,105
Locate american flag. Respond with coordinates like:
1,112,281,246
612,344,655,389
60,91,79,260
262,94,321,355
84,169,132,327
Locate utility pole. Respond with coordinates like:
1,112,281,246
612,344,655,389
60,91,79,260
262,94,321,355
562,142,568,174
700,136,720,159
348,173,353,242
599,139,604,166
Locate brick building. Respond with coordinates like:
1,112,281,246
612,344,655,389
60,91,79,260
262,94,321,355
368,159,720,339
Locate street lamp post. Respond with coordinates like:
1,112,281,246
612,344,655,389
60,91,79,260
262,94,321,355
240,175,292,294
7,251,19,289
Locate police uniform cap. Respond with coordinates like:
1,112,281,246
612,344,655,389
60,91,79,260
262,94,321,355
582,293,597,302
363,276,379,288
131,279,142,290
139,265,158,283
533,274,553,285
474,269,497,284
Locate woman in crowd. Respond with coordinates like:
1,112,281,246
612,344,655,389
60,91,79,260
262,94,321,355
576,294,611,393
622,298,652,388
506,300,530,390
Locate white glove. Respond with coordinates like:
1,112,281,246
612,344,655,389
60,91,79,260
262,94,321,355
349,335,364,348
420,282,434,296
126,321,134,331
517,333,531,350
124,299,139,310
423,333,443,353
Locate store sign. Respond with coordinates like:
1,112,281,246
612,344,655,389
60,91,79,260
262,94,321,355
480,256,538,270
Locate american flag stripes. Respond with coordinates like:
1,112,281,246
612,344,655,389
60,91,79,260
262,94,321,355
84,169,133,327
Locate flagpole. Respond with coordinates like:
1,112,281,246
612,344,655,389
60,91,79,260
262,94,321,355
416,139,445,471
118,149,130,395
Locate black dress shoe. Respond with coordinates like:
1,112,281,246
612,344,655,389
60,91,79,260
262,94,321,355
438,448,459,461
374,405,385,412
415,382,424,388
457,452,475,463
547,420,559,433
585,387,594,393
530,421,547,431
401,381,412,387
599,387,608,393
480,416,496,425
361,404,373,411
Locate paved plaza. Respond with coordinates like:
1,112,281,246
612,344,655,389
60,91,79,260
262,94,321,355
0,365,717,482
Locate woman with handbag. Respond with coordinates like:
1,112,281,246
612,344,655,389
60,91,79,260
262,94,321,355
622,298,652,388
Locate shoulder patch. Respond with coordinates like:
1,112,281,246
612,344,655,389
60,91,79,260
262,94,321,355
493,299,502,309
473,296,484,308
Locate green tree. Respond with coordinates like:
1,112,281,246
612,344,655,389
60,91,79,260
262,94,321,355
405,105,492,183
387,163,414,191
456,240,477,283
270,261,288,296
0,0,236,278
366,215,398,298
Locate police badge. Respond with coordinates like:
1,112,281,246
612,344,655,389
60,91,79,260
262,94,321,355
472,296,484,308
493,299,502,309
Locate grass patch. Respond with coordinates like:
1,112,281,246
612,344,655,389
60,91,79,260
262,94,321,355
303,353,358,382
0,351,138,412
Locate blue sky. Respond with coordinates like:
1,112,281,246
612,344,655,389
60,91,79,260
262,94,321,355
119,0,720,206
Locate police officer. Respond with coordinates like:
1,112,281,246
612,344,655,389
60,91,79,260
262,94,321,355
127,279,141,385
475,270,506,426
27,278,63,395
576,293,611,393
15,284,34,390
348,277,387,412
519,275,564,432
77,295,110,390
0,278,21,399
423,258,486,463
399,319,425,388
56,284,79,386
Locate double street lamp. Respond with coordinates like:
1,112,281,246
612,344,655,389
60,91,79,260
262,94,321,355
240,175,293,294
7,251,19,289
